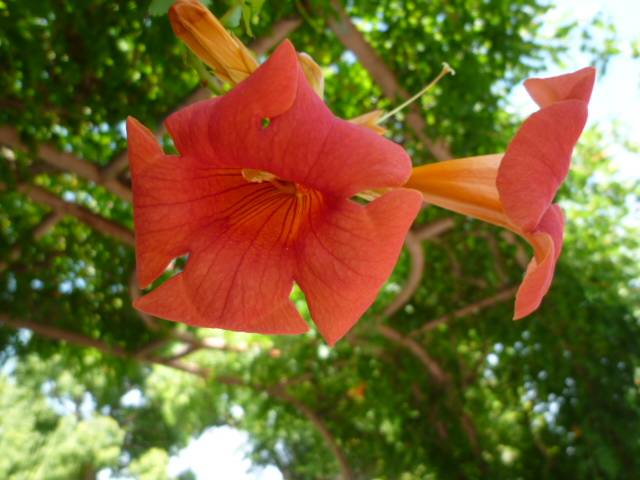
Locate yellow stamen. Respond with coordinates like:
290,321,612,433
241,168,276,183
378,63,455,123
349,110,387,135
242,169,297,194
298,52,325,99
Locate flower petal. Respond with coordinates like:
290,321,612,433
129,116,276,289
298,52,324,98
136,217,310,334
514,205,564,319
294,188,423,345
128,116,217,288
163,40,300,161
496,100,588,231
524,67,596,108
135,274,307,334
166,40,411,198
308,117,412,196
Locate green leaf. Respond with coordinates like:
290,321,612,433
148,0,212,17
147,0,174,16
242,4,253,37
221,4,242,28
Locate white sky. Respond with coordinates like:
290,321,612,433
168,2,639,479
510,0,640,178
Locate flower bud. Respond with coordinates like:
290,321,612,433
169,0,259,84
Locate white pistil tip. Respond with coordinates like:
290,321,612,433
442,62,456,76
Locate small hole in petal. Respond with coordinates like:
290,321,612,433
261,117,271,129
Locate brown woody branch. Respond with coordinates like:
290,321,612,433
382,232,423,318
372,225,452,386
270,387,354,480
0,312,352,479
17,184,135,246
0,127,132,202
412,218,455,240
376,325,448,385
327,1,452,160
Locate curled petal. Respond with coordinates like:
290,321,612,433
496,100,588,231
295,189,423,345
164,41,300,162
405,155,567,319
308,118,413,196
525,67,596,108
515,205,565,319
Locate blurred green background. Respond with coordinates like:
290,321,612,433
1,1,638,479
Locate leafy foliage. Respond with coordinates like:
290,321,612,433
0,1,637,479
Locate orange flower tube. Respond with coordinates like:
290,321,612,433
406,67,596,318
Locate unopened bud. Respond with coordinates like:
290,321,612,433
169,0,258,85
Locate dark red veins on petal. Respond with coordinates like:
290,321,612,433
295,188,423,345
129,39,422,341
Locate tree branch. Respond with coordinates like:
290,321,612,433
376,325,448,385
17,184,135,246
327,1,452,160
382,232,423,318
411,286,517,336
270,387,354,480
0,312,351,479
0,127,132,202
412,218,455,241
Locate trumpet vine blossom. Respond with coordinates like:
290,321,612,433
128,41,422,345
406,67,595,318
128,0,595,343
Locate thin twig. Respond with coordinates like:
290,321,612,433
412,218,456,240
383,232,424,318
17,183,135,246
376,325,448,385
0,312,352,479
411,287,517,336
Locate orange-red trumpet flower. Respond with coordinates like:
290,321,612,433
406,67,595,318
127,41,422,345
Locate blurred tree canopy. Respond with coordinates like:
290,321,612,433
1,1,639,479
